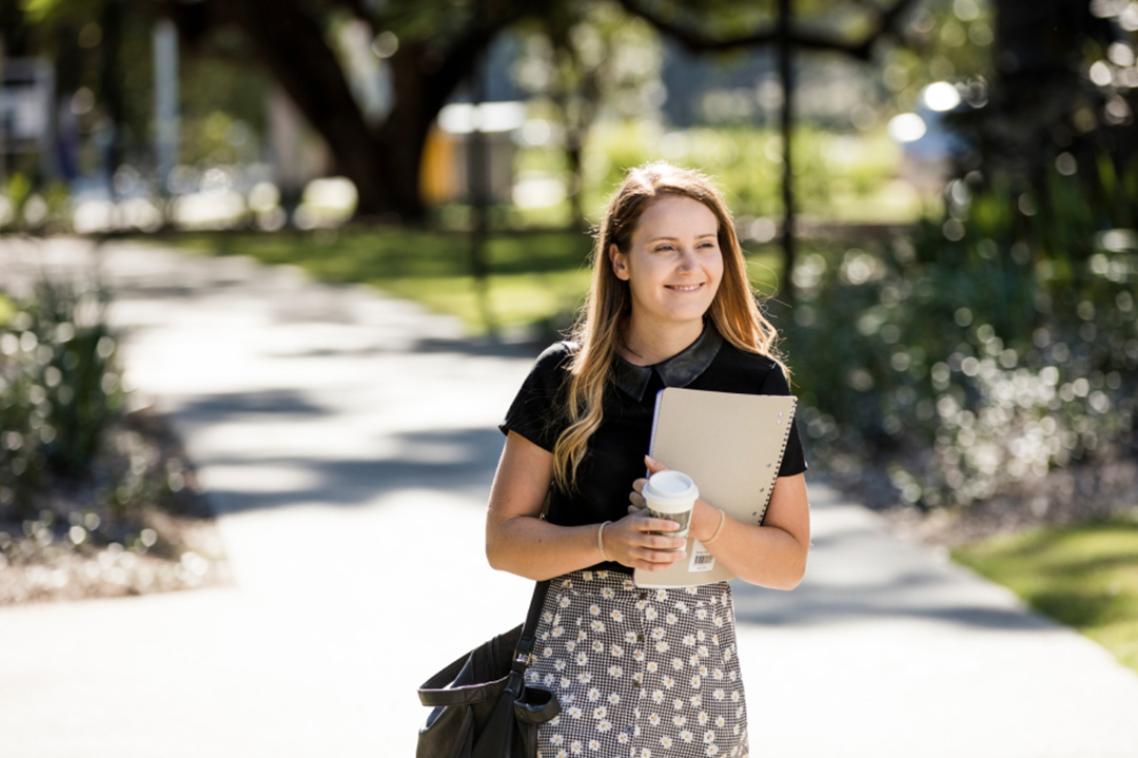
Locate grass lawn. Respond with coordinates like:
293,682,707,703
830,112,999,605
951,513,1138,675
161,227,785,336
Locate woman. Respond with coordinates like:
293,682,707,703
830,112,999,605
485,161,810,758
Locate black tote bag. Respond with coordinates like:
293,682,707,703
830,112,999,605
416,581,559,757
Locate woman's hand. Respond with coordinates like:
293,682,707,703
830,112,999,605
628,454,720,544
602,511,687,570
604,453,683,571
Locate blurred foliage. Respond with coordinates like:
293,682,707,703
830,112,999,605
0,279,125,521
785,146,1138,510
952,514,1138,674
578,122,916,222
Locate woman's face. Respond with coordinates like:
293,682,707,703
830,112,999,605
610,194,724,329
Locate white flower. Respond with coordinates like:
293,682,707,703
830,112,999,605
651,689,664,704
592,640,604,653
570,740,583,755
587,687,601,701
660,736,674,749
608,665,623,678
616,731,628,743
655,641,670,653
672,657,685,671
646,661,658,673
589,604,601,616
698,711,710,726
679,729,694,743
691,674,702,688
648,712,661,726
705,744,720,756
601,587,615,600
715,715,726,727
662,675,675,689
682,634,696,647
576,653,588,666
672,714,687,727
645,606,658,621
551,733,565,745
590,620,605,634
592,706,607,720
598,720,613,733
610,609,624,622
567,706,583,719
610,644,624,658
713,688,725,701
703,729,717,744
551,626,564,638
665,613,678,625
588,739,600,751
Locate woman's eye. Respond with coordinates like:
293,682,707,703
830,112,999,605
654,245,674,253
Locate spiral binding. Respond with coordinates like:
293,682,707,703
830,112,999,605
754,397,798,525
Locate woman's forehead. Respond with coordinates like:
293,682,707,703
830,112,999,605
633,195,718,240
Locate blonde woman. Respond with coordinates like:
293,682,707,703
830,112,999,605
485,162,810,758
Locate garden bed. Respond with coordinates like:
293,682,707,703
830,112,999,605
0,403,230,605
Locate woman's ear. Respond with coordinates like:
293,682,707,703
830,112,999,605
609,243,630,281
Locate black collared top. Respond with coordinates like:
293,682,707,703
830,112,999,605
498,317,807,573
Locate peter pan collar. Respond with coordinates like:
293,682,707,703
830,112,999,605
611,318,724,401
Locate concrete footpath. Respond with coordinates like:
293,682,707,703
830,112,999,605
1,236,1136,758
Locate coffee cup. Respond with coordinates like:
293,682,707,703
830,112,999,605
642,470,699,545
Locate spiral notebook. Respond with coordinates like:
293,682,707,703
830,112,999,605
633,387,798,589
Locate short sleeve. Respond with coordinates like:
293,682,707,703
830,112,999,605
760,362,808,477
498,342,574,453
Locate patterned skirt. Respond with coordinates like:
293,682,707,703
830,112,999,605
524,568,749,758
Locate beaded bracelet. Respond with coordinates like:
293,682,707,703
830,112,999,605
597,520,613,560
702,508,727,545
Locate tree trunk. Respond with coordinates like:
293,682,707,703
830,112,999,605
777,0,796,308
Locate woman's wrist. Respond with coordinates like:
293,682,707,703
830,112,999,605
692,499,720,542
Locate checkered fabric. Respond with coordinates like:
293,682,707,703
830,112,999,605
524,569,749,758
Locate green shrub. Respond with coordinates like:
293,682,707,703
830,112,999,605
0,280,126,520
786,151,1138,509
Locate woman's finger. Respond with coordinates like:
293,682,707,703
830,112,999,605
632,477,647,493
634,517,681,533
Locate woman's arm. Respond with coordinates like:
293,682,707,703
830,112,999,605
632,456,810,590
486,432,688,580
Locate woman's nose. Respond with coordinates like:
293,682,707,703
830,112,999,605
676,248,698,270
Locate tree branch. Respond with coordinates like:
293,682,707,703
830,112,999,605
616,0,922,61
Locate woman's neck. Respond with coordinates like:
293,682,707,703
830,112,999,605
620,316,706,366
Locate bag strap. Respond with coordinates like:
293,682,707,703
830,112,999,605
511,579,549,676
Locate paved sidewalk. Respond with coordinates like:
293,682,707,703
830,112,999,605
1,236,1137,758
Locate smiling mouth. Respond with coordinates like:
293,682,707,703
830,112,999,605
665,283,705,292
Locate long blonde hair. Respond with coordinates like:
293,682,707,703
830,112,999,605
552,161,785,494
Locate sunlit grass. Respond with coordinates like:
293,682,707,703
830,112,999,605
952,513,1138,674
163,228,787,335
0,293,14,326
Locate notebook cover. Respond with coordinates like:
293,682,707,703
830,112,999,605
633,387,798,588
